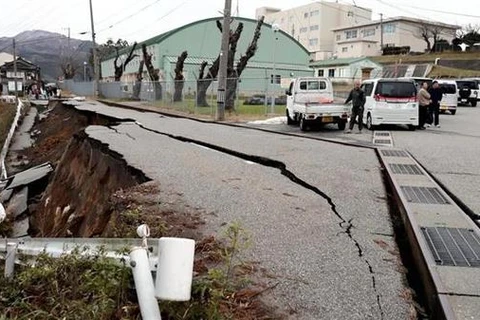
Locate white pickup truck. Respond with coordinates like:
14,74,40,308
285,77,349,131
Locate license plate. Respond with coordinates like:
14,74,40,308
441,106,448,110
461,99,468,102
322,116,333,123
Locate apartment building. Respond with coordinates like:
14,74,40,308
332,17,460,59
256,1,372,60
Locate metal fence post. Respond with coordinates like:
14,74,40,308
5,242,17,278
130,247,161,320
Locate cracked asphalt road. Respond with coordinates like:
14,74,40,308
69,101,411,319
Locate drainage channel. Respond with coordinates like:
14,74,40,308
378,147,480,320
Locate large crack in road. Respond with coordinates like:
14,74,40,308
131,121,385,319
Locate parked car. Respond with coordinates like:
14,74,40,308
285,77,349,131
455,79,478,107
243,94,287,105
361,78,418,130
436,79,458,115
461,78,480,105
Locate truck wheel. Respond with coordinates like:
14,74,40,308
300,116,308,131
366,114,375,131
286,109,294,125
472,100,477,107
450,110,456,115
338,121,346,130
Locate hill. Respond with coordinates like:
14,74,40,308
0,30,92,81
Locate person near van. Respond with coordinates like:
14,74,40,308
417,82,431,130
427,81,442,128
344,80,366,133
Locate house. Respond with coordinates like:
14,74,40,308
0,55,41,96
310,57,382,83
100,17,314,95
256,2,372,61
332,17,460,58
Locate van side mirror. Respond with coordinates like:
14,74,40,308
285,89,291,96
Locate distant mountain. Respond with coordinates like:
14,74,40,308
0,30,92,81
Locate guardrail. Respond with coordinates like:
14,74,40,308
0,225,195,320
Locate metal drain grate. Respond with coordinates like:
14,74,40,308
375,132,390,137
374,139,392,144
400,186,450,204
390,164,424,175
381,150,408,157
421,227,480,267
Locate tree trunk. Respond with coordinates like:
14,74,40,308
196,79,212,107
142,43,162,100
132,60,144,100
225,77,238,110
173,51,188,102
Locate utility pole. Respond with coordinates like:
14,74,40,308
216,0,232,121
13,39,18,102
380,13,384,51
89,0,99,97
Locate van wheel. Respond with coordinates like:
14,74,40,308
472,100,477,107
299,116,308,131
338,121,346,130
286,109,295,125
366,114,375,131
450,110,456,115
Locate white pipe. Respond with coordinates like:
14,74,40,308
0,99,23,179
155,237,195,301
130,247,161,320
5,242,17,278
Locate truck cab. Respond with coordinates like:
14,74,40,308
285,77,349,131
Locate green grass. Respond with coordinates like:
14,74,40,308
0,102,17,148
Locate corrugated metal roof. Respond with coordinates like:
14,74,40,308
164,56,312,71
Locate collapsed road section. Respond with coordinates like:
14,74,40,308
2,99,417,319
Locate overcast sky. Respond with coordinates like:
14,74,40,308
1,0,478,44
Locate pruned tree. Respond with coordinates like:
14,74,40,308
173,51,188,102
196,20,245,107
142,43,162,100
225,16,264,110
60,59,80,79
132,60,144,100
416,24,446,53
114,42,138,81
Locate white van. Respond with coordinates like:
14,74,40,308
361,78,418,130
436,80,458,115
285,77,349,131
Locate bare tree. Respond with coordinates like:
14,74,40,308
226,16,264,110
141,43,162,100
416,23,446,53
114,42,138,81
173,51,188,102
60,58,81,79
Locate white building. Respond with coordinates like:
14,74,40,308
310,57,383,83
332,17,460,59
256,2,372,61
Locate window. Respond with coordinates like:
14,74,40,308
440,84,456,94
318,69,324,77
310,25,319,31
309,38,318,46
328,69,335,77
361,83,374,96
299,80,327,90
345,30,358,39
375,81,416,97
300,27,308,33
310,10,319,17
336,34,341,41
363,28,375,37
342,47,348,52
304,12,308,18
383,24,396,34
270,74,281,84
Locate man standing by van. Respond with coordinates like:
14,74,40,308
417,82,431,130
345,80,366,133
